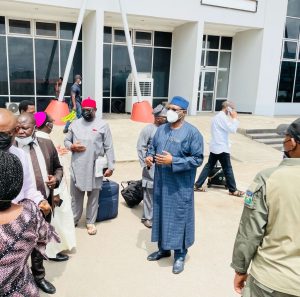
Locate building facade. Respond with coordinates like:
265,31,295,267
0,0,298,116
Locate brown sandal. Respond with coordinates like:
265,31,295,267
194,185,207,192
229,190,245,197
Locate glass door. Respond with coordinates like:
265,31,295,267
197,69,216,112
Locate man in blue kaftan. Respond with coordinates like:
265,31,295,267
145,96,204,274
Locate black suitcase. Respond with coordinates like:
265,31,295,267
96,180,119,222
120,180,143,208
207,164,227,189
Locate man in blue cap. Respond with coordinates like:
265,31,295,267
137,104,167,228
145,96,204,274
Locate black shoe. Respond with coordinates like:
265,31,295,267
49,252,69,262
147,250,171,261
36,278,56,294
172,258,185,274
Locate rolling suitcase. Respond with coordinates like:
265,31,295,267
96,179,119,222
207,162,227,189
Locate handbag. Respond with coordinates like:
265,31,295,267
120,180,143,208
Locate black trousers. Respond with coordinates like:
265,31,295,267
195,152,237,193
31,211,52,281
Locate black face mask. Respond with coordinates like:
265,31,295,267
82,109,95,122
0,132,13,151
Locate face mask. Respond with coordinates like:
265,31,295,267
82,109,95,122
15,136,34,146
78,81,82,85
167,110,180,123
0,132,13,150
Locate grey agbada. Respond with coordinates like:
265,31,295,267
64,118,115,191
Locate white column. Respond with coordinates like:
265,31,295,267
169,21,204,115
82,9,104,116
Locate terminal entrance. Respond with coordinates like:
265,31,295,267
197,69,216,112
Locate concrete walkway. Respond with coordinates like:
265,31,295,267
41,114,297,297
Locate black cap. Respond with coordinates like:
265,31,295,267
277,118,300,142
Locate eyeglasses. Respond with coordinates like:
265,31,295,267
166,107,185,112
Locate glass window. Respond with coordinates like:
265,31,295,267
219,52,231,69
152,98,167,108
293,63,300,102
204,72,215,91
35,39,59,96
207,35,219,49
0,17,5,35
104,26,112,43
201,51,205,66
103,44,111,97
9,19,31,35
112,45,131,97
277,61,296,102
283,41,297,59
114,29,130,43
221,37,232,50
217,70,230,98
36,22,57,37
154,31,172,47
202,35,206,49
202,93,213,111
285,18,300,39
153,48,171,97
111,98,125,113
135,31,152,45
8,37,34,95
0,97,9,108
287,0,300,18
60,41,82,95
60,22,82,40
11,96,34,103
215,99,226,111
134,46,152,73
206,51,218,66
103,98,110,113
36,97,52,111
0,37,8,95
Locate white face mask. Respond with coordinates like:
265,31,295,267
15,136,34,146
78,81,82,85
167,110,180,123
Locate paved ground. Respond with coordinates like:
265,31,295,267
41,114,297,297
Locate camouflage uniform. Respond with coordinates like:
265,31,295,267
231,158,300,297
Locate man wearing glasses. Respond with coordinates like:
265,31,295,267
231,118,300,297
145,96,204,274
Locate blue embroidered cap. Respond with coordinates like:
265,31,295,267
169,96,189,110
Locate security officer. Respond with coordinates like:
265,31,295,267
231,118,300,297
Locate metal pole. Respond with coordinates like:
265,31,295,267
119,0,142,102
58,0,88,101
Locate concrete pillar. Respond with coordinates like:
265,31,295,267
169,21,204,115
229,29,264,114
254,0,288,115
82,9,104,116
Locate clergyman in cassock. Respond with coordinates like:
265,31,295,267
64,97,115,235
145,96,204,274
137,104,167,228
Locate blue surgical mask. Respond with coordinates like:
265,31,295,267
15,136,34,146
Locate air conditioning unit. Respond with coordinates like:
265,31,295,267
126,73,153,113
6,102,20,115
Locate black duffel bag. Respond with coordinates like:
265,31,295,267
121,180,143,208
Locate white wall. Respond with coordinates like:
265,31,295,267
254,0,288,115
274,103,300,115
82,10,104,116
229,29,263,113
169,22,204,115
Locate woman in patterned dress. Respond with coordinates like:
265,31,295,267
0,150,59,296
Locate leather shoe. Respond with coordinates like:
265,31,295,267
172,258,185,274
147,250,171,261
36,278,56,294
49,252,69,262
